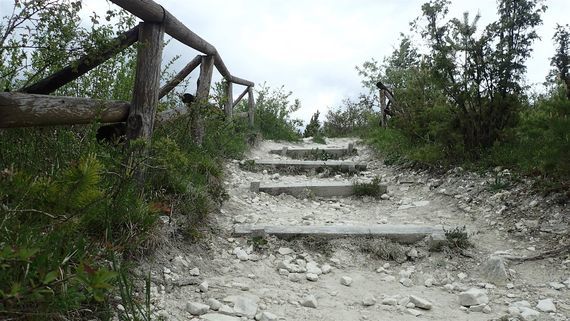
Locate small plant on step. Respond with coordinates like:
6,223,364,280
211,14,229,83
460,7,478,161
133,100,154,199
247,236,269,252
239,159,257,172
352,177,384,198
489,172,511,191
443,226,472,249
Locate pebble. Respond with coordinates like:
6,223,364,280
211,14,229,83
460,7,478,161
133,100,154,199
186,302,210,315
407,309,423,317
536,298,556,312
458,288,489,307
424,278,434,287
380,194,390,200
278,247,294,255
256,311,278,321
321,264,332,274
207,298,222,311
340,276,353,286
409,295,432,310
362,295,377,306
235,248,249,261
288,273,302,282
300,295,318,308
399,278,413,287
381,297,398,306
306,273,319,281
549,282,565,290
199,281,209,292
519,307,540,321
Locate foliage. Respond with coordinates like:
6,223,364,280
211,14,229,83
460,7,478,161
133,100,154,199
352,177,384,198
0,1,252,319
444,226,472,250
323,96,378,137
303,110,321,138
237,83,302,141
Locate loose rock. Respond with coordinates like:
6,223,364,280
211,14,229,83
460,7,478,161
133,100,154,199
458,288,489,307
300,295,318,308
186,301,210,315
340,276,353,286
362,295,377,306
536,298,556,313
409,295,432,310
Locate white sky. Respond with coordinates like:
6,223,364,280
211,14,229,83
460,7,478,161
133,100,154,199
71,0,570,122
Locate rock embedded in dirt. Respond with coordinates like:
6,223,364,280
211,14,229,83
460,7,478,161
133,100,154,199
548,282,565,290
288,273,302,282
234,248,249,261
224,295,259,318
362,295,377,306
300,295,318,308
321,264,332,274
201,314,240,321
277,247,294,255
458,288,489,307
536,298,556,313
306,273,319,281
189,267,200,276
199,280,209,292
409,295,432,310
256,311,278,321
381,297,398,306
519,307,540,321
399,278,413,287
407,308,423,317
340,276,353,286
306,262,322,275
186,301,210,315
207,298,222,311
480,256,509,284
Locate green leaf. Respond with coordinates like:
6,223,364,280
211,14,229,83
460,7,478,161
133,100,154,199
43,270,59,284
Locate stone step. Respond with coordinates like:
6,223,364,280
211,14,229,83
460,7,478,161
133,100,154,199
233,224,446,248
250,181,387,197
247,160,367,172
269,143,356,158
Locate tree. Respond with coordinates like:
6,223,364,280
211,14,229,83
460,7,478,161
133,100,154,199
303,110,321,137
551,24,570,99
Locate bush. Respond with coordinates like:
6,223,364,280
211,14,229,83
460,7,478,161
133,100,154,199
323,97,379,137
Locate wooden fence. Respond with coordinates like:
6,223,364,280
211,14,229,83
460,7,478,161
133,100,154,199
0,0,256,145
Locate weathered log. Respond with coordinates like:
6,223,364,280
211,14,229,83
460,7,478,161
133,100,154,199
379,89,387,128
109,0,254,87
126,21,164,141
224,81,233,119
191,55,214,145
158,55,201,99
232,87,249,108
20,26,139,94
0,92,129,128
247,86,255,127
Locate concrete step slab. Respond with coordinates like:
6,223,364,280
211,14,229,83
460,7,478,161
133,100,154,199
269,143,356,158
247,160,367,172
250,181,387,198
233,224,446,246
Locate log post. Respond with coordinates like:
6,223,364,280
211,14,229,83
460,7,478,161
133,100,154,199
224,80,233,120
192,55,214,145
247,86,255,127
379,89,387,128
127,22,164,141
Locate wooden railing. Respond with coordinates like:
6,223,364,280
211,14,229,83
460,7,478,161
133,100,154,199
0,0,255,145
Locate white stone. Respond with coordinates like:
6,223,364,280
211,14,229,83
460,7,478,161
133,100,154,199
300,295,318,308
321,264,332,274
362,295,377,306
381,297,398,306
225,295,259,318
400,278,413,287
407,309,423,317
201,314,240,321
278,269,289,276
409,295,432,310
186,302,210,315
189,267,200,276
480,256,509,284
277,247,294,255
163,267,171,274
511,301,531,309
381,194,390,200
536,298,556,312
549,282,565,290
199,281,209,292
483,305,492,314
306,273,319,281
457,272,467,280
424,278,434,287
207,298,222,311
257,311,278,321
519,307,540,321
288,273,302,282
340,276,353,286
458,288,489,307
306,262,322,275
235,249,249,261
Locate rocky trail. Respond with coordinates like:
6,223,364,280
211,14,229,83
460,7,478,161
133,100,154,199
135,138,569,321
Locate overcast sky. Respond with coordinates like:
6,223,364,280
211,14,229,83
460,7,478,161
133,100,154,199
87,1,569,122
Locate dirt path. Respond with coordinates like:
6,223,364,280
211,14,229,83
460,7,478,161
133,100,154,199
136,138,569,321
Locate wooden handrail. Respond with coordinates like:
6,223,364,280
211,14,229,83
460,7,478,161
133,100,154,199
109,0,254,87
159,54,201,99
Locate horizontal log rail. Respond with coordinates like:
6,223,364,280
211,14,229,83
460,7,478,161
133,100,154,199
20,25,140,95
0,92,129,128
109,0,254,87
